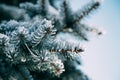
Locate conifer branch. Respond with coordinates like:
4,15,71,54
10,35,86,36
17,65,34,80
73,0,101,23
20,2,40,17
48,39,84,60
39,0,49,16
72,23,103,40
0,4,29,20
0,20,18,35
60,0,73,26
0,60,11,80
0,0,104,79
31,19,56,47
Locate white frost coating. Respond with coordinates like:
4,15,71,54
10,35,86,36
0,33,10,46
41,19,54,28
18,26,28,35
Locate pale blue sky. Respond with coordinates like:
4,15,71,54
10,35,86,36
71,0,120,80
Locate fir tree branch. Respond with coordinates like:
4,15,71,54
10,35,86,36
10,26,32,64
38,50,65,76
0,33,10,59
0,0,104,79
0,60,12,80
39,0,49,16
31,19,56,47
25,50,65,76
17,65,34,80
72,23,103,40
11,26,29,45
0,20,19,36
0,33,9,47
49,39,84,53
20,0,50,17
60,0,73,26
20,2,40,17
0,4,29,21
72,0,101,23
48,39,84,60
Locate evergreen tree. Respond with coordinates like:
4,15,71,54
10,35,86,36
0,0,104,80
